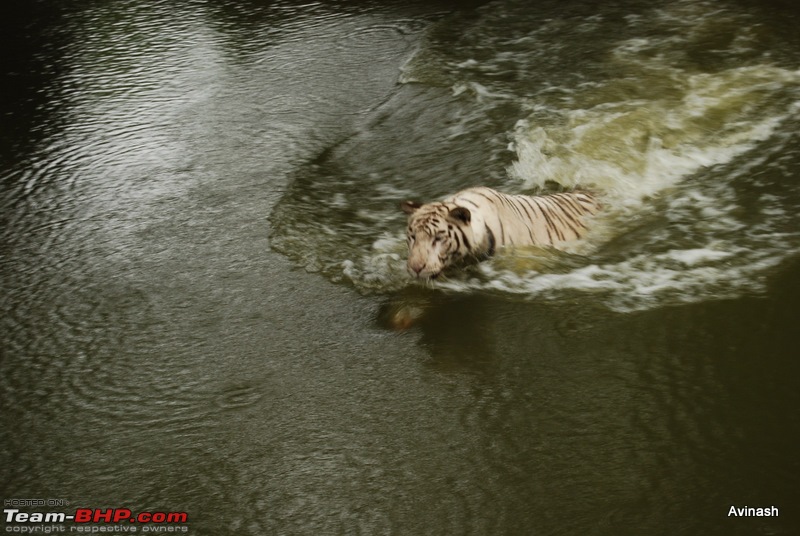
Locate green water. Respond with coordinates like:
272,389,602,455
2,0,798,534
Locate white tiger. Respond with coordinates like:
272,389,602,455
401,186,600,279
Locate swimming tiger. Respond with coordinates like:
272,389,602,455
401,186,600,279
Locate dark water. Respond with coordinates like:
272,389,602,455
2,0,799,534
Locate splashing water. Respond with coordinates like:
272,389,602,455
270,0,800,311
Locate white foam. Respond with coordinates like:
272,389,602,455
666,248,733,266
427,241,791,312
508,65,800,203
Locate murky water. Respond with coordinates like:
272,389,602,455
2,0,798,534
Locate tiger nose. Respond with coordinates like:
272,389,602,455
409,262,426,276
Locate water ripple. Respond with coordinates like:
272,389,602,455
215,384,265,410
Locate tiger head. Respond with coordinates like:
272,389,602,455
400,200,474,279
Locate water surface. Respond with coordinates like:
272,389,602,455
2,0,798,534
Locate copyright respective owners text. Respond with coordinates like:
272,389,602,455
3,500,189,534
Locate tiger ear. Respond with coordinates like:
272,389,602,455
448,206,471,224
401,200,422,214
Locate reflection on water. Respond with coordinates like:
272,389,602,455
1,0,799,535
